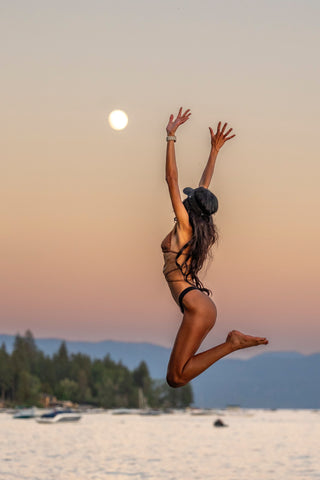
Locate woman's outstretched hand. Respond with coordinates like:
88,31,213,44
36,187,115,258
166,107,191,135
209,122,235,152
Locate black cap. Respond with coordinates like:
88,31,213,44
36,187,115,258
183,186,218,215
183,187,195,196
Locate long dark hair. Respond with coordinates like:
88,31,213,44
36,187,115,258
176,188,218,295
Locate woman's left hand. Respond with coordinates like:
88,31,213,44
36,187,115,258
209,122,235,152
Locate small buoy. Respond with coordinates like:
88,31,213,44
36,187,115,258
213,418,228,427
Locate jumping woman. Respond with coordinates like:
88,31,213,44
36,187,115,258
163,107,268,388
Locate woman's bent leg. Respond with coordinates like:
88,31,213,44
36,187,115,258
166,292,268,388
166,307,229,388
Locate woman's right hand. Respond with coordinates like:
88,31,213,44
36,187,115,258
209,122,235,152
166,107,191,135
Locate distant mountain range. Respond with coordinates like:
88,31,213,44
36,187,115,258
1,334,319,409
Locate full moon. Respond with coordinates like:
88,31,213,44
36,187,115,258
108,110,128,130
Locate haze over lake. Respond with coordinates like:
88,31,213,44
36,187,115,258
1,409,319,480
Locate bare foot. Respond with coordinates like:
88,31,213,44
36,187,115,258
226,330,268,351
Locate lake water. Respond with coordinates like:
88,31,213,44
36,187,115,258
0,409,319,480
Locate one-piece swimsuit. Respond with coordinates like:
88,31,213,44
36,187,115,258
161,228,198,312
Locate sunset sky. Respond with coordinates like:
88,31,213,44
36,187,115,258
1,0,319,355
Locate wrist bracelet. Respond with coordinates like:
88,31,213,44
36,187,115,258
166,135,176,142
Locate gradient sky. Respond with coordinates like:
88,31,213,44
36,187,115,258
1,0,319,354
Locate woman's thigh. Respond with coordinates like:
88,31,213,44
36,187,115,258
168,290,217,372
182,289,217,318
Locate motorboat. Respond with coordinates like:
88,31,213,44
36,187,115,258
112,408,136,415
36,409,81,424
190,408,214,416
139,409,162,416
13,407,40,419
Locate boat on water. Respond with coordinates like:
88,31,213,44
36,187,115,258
36,409,81,424
139,409,162,416
112,408,136,415
190,408,215,416
224,405,254,417
13,407,43,419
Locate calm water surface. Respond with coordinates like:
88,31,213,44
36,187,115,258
0,409,319,480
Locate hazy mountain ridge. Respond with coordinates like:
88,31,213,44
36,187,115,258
1,335,319,408
192,352,320,409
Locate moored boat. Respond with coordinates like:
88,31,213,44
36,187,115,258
112,408,136,415
190,408,214,416
36,409,81,424
139,409,162,416
13,407,40,419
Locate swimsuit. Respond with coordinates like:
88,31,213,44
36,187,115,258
178,286,199,313
161,229,199,313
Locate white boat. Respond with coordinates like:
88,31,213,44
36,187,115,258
190,408,214,416
112,408,136,415
224,406,254,417
139,409,162,416
36,409,81,424
13,407,39,419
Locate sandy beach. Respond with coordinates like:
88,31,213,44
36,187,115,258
0,409,319,480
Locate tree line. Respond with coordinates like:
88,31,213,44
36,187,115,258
0,330,193,409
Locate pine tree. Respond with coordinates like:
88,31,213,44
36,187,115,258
0,343,12,402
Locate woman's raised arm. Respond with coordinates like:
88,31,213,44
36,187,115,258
165,108,191,228
199,122,235,188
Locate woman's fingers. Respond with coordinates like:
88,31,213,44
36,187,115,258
174,107,191,122
180,109,191,121
178,109,191,124
221,122,227,134
208,122,235,148
211,123,235,139
224,134,236,141
167,108,191,132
